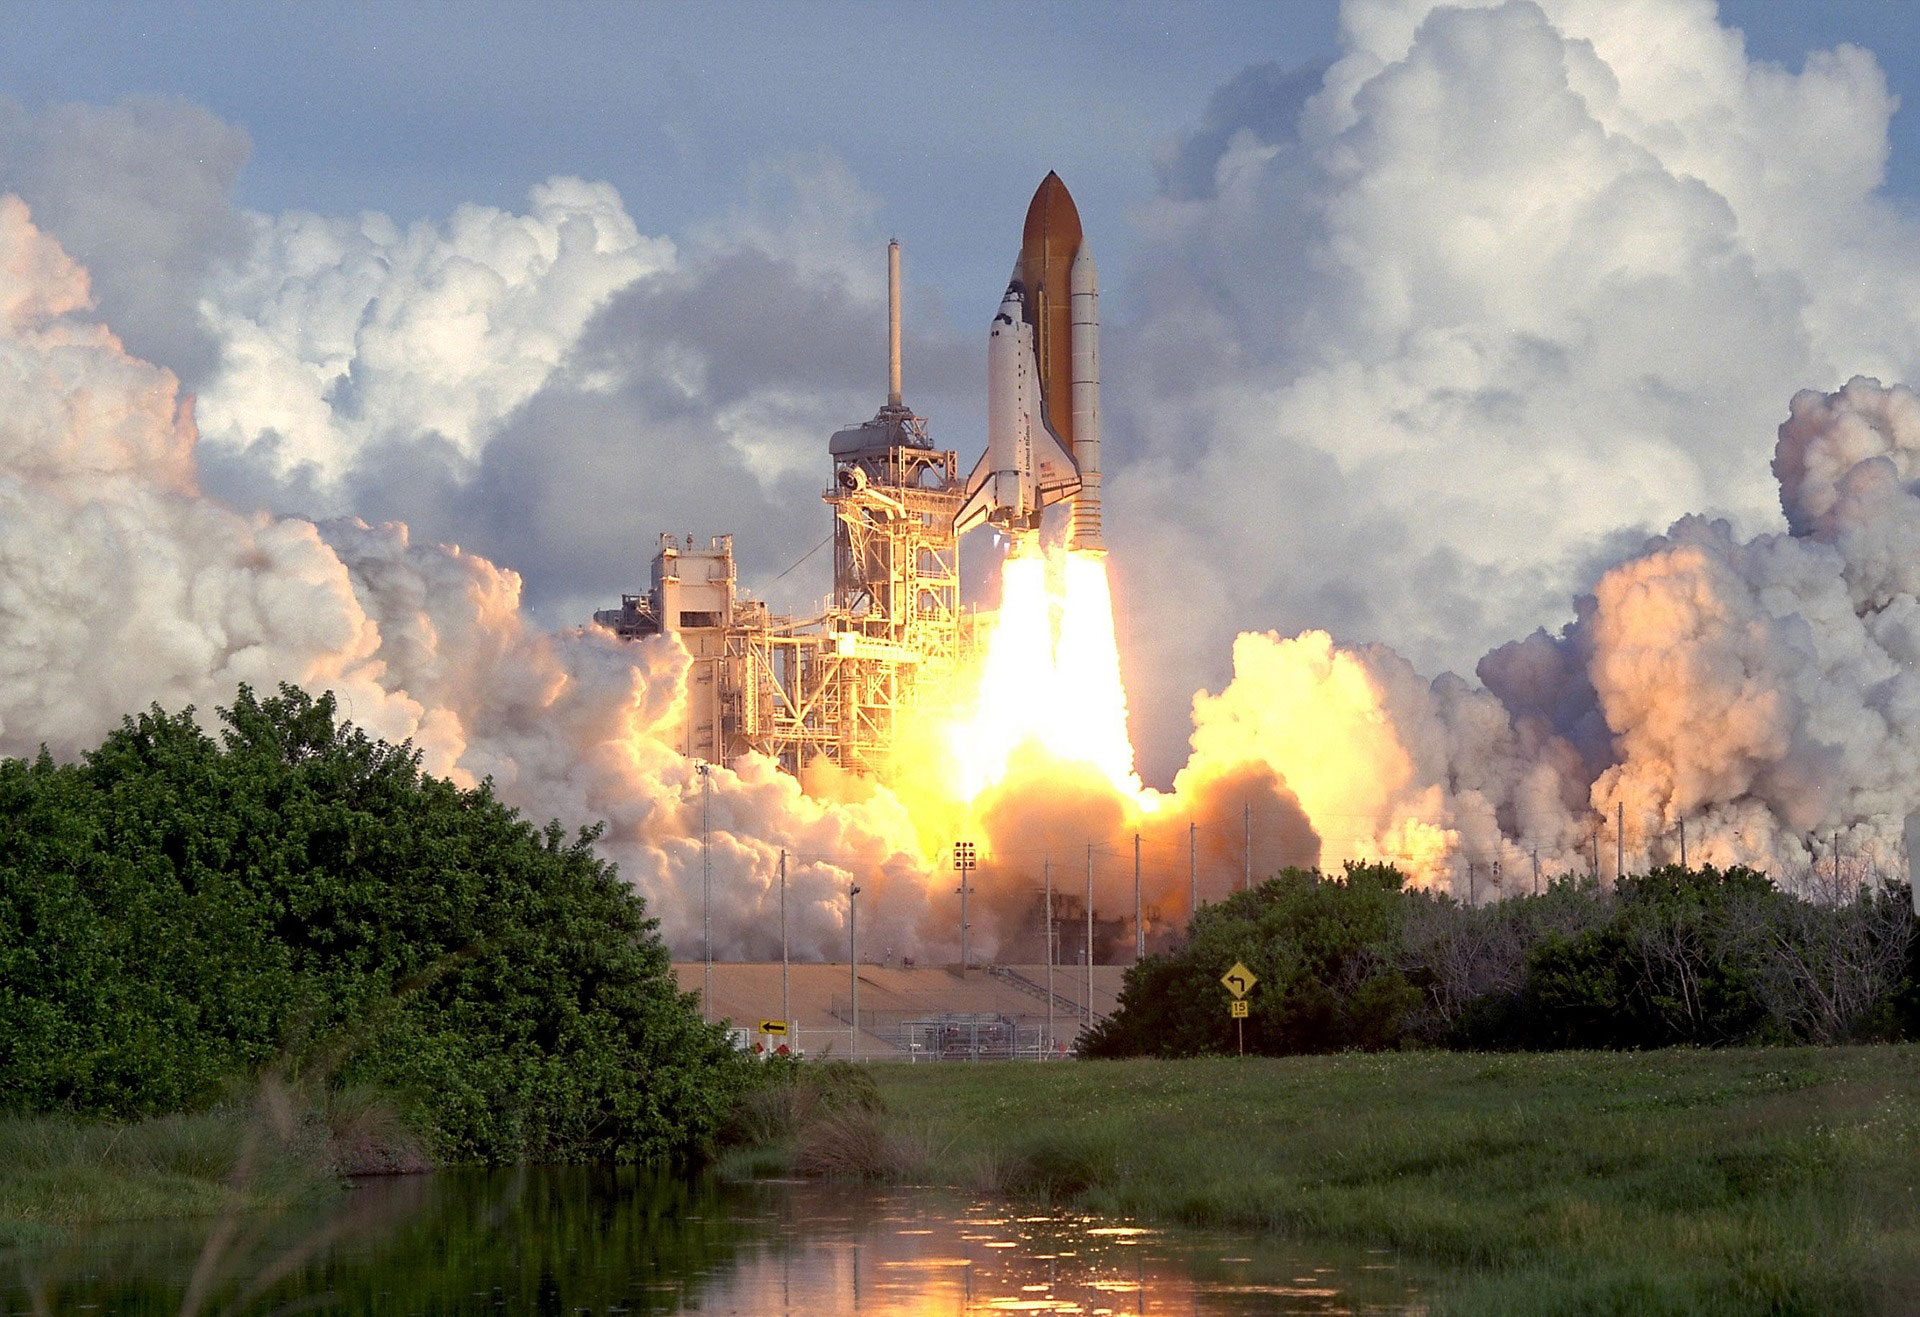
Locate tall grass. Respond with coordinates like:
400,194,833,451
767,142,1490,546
714,1061,950,1182
864,1047,1920,1314
0,1108,256,1248
0,1080,429,1247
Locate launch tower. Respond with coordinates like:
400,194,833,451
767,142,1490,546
597,241,966,778
819,240,965,772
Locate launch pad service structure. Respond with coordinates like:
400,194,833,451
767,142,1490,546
598,173,1103,781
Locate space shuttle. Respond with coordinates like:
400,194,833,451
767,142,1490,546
955,172,1104,551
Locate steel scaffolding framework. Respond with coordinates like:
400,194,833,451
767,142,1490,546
602,403,967,783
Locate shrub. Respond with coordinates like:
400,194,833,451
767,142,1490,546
1083,862,1419,1058
1081,860,1919,1056
0,684,746,1165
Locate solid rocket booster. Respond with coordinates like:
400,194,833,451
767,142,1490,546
955,172,1103,549
1069,243,1100,550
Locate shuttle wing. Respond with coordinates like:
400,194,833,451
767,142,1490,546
955,450,994,535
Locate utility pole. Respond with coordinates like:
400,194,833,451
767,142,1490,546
779,849,790,1035
1616,800,1624,881
1044,856,1054,1059
1833,830,1841,885
700,763,712,1022
849,884,861,1062
1188,820,1197,920
953,840,976,971
1243,803,1252,891
1679,820,1687,872
1133,832,1143,961
1468,861,1476,907
1085,842,1094,1036
1532,846,1540,896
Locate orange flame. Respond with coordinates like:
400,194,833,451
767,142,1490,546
861,548,1457,916
948,542,1149,811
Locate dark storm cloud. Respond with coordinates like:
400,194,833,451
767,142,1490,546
0,96,249,386
570,246,977,417
1156,59,1327,200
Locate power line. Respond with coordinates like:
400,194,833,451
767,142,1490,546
771,533,834,582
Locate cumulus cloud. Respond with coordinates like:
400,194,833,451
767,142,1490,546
194,176,674,494
1176,376,1920,896
1108,0,1920,780
192,153,978,629
0,192,401,756
1098,0,1920,892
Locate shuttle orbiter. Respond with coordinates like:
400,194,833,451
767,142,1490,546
956,172,1104,550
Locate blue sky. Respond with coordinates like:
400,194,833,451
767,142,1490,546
0,1,1913,329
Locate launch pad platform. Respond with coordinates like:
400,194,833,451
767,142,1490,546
672,961,1127,1061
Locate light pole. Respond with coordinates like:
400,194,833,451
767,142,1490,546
1084,843,1094,1036
1043,856,1054,1058
779,848,789,1039
1133,832,1143,961
699,762,712,1022
849,883,861,1062
953,840,976,970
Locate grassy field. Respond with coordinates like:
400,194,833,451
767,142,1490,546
856,1047,1920,1314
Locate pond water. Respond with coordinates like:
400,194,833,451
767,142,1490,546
3,1170,1425,1314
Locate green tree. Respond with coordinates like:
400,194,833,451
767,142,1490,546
0,684,745,1164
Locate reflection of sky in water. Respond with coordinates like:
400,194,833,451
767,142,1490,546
3,1172,1421,1314
689,1182,1420,1315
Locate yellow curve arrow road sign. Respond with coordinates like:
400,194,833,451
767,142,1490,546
759,1020,789,1036
1222,962,1257,999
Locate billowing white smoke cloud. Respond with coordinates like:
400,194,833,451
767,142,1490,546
0,195,934,962
0,94,251,387
1112,0,1920,781
194,177,674,496
1185,376,1920,893
0,193,402,753
1589,378,1920,874
1128,0,1920,888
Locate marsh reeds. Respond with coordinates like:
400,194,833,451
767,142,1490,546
1,1074,434,1314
